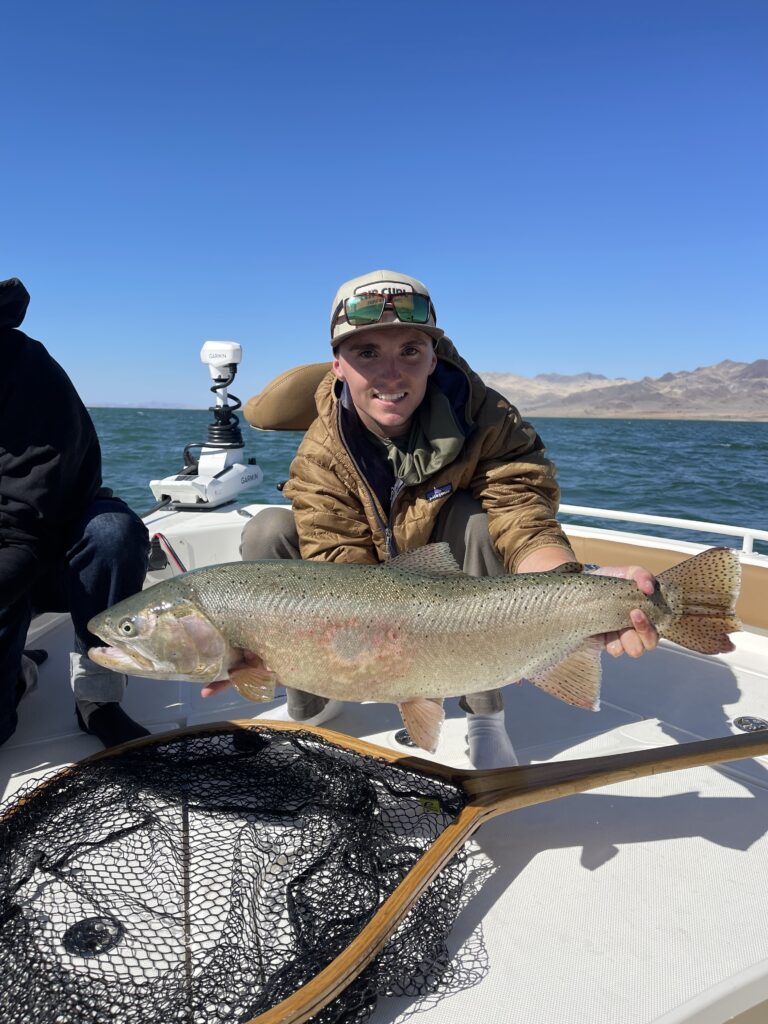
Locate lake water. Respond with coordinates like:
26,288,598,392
89,407,768,556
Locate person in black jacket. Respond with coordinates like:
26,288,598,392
0,277,150,747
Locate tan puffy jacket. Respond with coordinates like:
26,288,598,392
283,338,570,572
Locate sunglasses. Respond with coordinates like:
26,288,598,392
333,291,433,330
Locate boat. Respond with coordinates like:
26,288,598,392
3,345,768,1024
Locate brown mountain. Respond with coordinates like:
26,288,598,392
482,359,767,420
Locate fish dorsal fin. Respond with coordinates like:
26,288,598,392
397,697,445,753
546,561,584,574
386,543,463,576
528,638,603,711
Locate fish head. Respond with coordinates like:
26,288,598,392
88,590,230,682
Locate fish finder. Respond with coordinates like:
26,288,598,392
200,339,242,382
148,341,263,510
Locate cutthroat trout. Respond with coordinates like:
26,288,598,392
88,544,741,751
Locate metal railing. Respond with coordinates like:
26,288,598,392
559,504,768,555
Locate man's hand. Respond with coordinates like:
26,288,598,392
516,547,659,659
200,678,234,698
588,565,659,657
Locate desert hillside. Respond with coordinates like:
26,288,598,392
482,359,767,420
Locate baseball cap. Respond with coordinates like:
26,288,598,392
330,269,444,348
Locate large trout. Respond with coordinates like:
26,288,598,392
88,543,741,751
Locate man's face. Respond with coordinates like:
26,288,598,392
333,326,438,439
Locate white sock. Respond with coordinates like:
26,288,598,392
263,699,345,727
18,655,39,699
466,710,518,770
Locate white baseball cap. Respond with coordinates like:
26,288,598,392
329,269,443,348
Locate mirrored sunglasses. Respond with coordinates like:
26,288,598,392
336,291,433,328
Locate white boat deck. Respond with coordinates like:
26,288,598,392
3,503,768,1024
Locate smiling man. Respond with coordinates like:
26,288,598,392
332,327,437,439
238,270,658,768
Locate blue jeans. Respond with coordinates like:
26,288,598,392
0,497,149,745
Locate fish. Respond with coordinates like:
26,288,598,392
88,544,741,752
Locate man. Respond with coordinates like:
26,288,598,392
0,277,150,748
236,269,658,768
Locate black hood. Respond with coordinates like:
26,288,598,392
0,277,30,329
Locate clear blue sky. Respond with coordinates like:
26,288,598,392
3,0,766,406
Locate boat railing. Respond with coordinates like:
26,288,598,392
559,504,768,555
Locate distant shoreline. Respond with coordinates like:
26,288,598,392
525,412,768,422
481,359,767,424
87,357,767,422
88,404,202,410
87,404,768,423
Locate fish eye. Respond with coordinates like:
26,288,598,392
118,618,137,637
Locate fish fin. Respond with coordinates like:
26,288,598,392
397,698,445,753
529,638,603,711
230,665,277,703
386,543,463,576
662,615,741,654
546,561,583,574
657,547,742,654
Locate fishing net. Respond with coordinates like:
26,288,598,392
0,724,481,1024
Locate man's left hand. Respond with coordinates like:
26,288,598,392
588,565,659,657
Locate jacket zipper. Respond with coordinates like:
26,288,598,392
385,478,407,558
336,404,395,556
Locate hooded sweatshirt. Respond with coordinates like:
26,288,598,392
0,278,103,606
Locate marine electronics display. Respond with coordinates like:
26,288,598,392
149,341,262,511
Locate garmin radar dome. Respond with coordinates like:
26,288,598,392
148,340,262,511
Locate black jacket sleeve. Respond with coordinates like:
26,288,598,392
0,329,103,606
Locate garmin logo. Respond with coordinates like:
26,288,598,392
240,469,261,485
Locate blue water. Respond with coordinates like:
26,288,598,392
89,408,768,556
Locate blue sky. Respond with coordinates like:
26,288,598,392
3,1,766,406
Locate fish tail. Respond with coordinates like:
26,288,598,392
657,547,742,654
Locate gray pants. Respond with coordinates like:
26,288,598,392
240,491,505,718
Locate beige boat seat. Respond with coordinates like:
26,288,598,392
243,362,331,431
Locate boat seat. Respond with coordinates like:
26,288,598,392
243,362,331,431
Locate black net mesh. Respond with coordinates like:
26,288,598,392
0,725,476,1024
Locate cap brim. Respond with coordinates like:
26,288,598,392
332,322,444,348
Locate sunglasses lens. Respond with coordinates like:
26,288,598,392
391,293,430,323
344,291,431,326
345,294,386,324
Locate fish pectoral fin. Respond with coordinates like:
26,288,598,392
397,698,445,753
229,663,278,703
529,638,603,710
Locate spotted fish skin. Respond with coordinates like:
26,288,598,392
88,544,741,715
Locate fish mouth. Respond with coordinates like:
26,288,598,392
89,644,158,673
88,643,222,682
